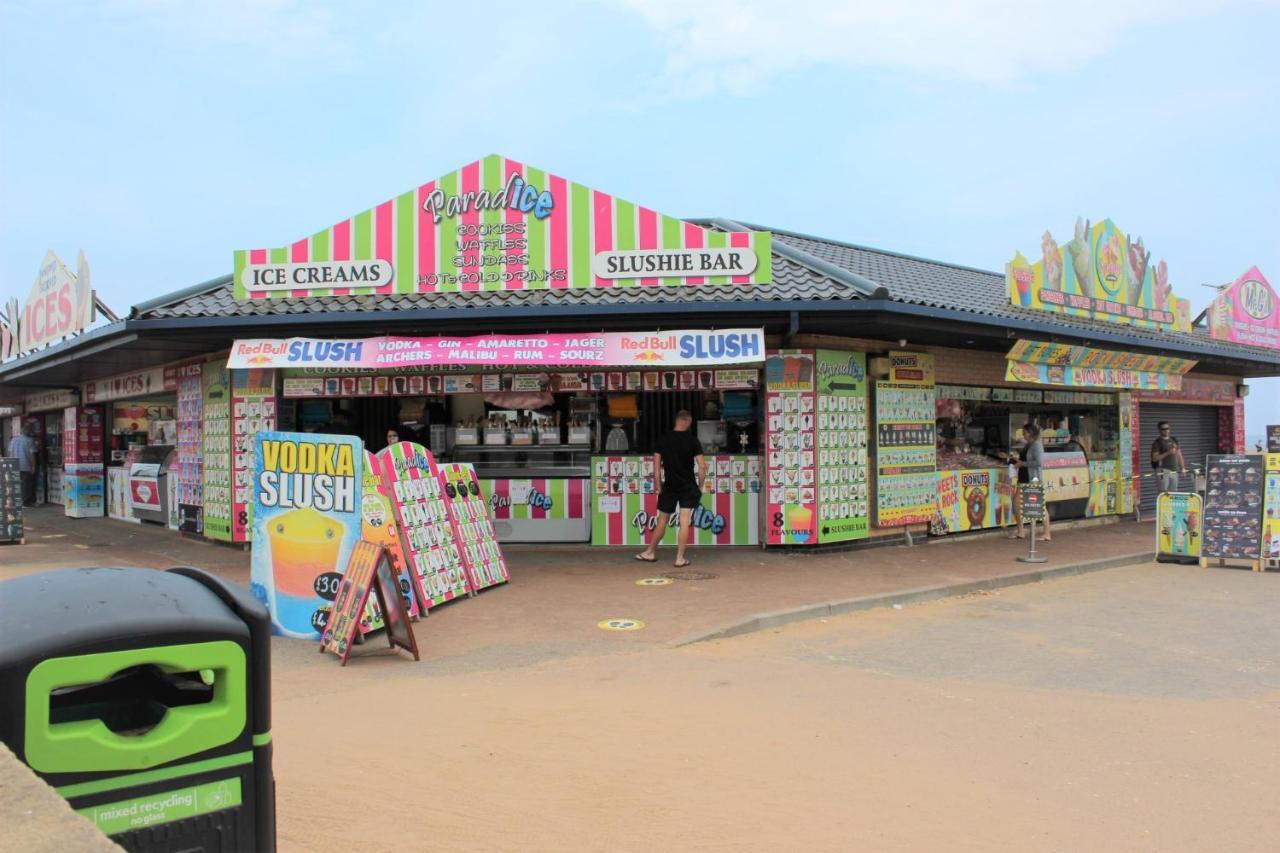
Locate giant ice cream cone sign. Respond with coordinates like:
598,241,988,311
1006,218,1191,333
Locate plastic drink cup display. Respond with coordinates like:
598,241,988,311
788,505,814,542
267,506,344,597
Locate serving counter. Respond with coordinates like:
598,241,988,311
590,454,761,546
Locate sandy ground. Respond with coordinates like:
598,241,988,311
272,563,1279,853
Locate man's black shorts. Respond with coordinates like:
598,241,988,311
657,486,702,514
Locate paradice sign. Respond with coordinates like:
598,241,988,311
234,154,772,299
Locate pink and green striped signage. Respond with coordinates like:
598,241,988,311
234,154,772,299
590,455,760,546
481,478,588,523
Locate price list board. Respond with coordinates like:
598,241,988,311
201,357,234,542
361,450,420,623
873,353,937,528
1202,454,1265,562
376,442,471,609
437,462,509,591
176,361,204,533
231,369,276,543
815,350,870,543
763,350,818,545
0,458,22,543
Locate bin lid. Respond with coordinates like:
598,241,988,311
0,568,250,667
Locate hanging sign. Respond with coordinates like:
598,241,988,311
1007,218,1192,331
234,154,771,299
1207,267,1279,349
226,329,764,370
1005,340,1195,391
250,432,364,639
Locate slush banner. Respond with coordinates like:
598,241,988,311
227,329,766,369
250,432,363,639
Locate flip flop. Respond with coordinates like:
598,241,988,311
635,553,656,562
673,559,691,568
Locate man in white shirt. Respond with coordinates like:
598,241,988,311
7,425,38,506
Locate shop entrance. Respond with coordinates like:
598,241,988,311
1137,402,1221,515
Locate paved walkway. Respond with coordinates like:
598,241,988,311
3,507,1158,668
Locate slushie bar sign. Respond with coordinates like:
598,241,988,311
227,329,765,370
234,153,771,299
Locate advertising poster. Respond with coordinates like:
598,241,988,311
874,359,937,528
0,458,22,542
234,154,771,300
931,469,1012,535
361,450,419,622
590,455,760,546
1156,492,1202,563
202,356,233,541
763,350,817,545
231,369,277,542
1118,391,1136,514
1006,217,1192,332
1207,267,1279,349
318,540,381,663
175,361,204,533
250,432,364,639
1201,455,1264,561
815,349,870,543
436,462,509,591
1263,454,1280,562
376,442,471,608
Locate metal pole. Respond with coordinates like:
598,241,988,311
1017,517,1048,564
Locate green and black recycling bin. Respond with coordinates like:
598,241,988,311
0,567,275,851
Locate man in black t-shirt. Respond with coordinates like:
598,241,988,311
1150,421,1187,493
637,410,706,568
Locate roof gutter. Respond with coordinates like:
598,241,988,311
124,297,1280,368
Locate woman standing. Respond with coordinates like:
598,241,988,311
1008,422,1052,541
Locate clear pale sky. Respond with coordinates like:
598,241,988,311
1,1,1277,440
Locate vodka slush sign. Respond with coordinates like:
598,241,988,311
227,329,765,369
234,154,771,299
1006,218,1192,332
2,250,96,359
1208,267,1279,349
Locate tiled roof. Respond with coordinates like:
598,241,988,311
131,220,1279,366
757,224,1280,364
133,252,852,319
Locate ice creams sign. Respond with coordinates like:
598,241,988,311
234,154,771,299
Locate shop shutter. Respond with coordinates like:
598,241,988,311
1137,403,1221,515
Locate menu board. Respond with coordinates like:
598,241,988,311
1201,454,1264,561
175,361,204,533
1262,454,1280,562
873,381,937,526
590,454,761,546
436,462,509,591
763,350,817,545
202,357,234,541
360,451,421,623
231,369,277,543
376,442,471,609
815,350,870,543
0,458,22,543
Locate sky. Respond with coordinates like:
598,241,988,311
1,0,1277,440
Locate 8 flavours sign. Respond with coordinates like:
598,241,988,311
234,154,771,299
763,351,817,545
